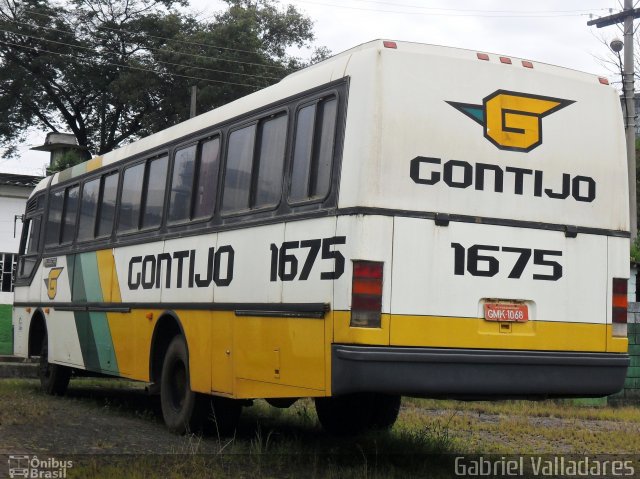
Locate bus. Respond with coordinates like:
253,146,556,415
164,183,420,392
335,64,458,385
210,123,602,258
12,40,630,435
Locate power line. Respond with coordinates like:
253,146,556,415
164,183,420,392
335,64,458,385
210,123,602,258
319,0,609,14
6,17,288,71
25,10,285,59
288,0,606,17
0,38,262,89
0,27,282,82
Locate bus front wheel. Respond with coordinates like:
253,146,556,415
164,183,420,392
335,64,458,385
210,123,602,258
39,334,71,396
160,335,207,434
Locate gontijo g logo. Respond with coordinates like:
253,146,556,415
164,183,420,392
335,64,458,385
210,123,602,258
44,267,64,300
447,90,574,152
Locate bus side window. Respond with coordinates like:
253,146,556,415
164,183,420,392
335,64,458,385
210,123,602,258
26,217,41,254
61,185,79,244
97,172,118,237
222,113,287,214
141,155,168,229
222,125,256,213
169,145,197,224
77,178,100,241
118,163,145,233
45,189,64,246
254,114,287,208
289,97,337,202
18,216,40,279
193,138,220,219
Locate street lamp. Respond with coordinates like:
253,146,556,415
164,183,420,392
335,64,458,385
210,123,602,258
611,37,624,52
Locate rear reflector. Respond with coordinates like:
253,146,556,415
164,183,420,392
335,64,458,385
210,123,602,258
351,261,383,328
522,60,533,68
383,41,397,49
476,52,489,61
499,56,512,64
612,278,628,337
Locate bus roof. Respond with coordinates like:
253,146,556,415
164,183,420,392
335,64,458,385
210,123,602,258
34,39,609,195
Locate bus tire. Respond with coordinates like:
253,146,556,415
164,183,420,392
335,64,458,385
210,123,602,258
39,334,71,396
314,393,374,436
370,394,401,430
160,335,206,434
206,396,242,437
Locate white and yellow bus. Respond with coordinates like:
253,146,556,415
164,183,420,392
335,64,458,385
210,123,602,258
13,40,630,435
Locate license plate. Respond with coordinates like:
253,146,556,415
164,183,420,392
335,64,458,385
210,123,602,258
484,302,528,322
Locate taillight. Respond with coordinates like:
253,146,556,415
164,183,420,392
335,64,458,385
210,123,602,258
612,278,628,337
351,261,383,328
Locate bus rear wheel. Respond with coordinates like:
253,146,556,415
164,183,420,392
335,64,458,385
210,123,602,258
160,335,207,434
39,334,71,396
315,393,373,435
315,393,401,435
370,393,401,429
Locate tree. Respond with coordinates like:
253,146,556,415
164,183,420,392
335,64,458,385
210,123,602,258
0,0,327,163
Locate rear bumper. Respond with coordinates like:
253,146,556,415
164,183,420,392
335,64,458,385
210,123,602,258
331,345,629,399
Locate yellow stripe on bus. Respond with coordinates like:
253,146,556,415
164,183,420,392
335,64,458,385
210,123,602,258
335,311,625,353
96,249,122,303
102,308,627,400
390,315,610,352
86,156,103,172
106,310,157,381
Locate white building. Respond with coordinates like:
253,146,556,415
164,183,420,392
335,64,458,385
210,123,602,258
0,173,40,355
0,174,40,298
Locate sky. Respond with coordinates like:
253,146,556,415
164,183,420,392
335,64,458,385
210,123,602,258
8,0,630,177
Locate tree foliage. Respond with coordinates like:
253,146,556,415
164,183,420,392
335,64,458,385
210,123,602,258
0,0,327,160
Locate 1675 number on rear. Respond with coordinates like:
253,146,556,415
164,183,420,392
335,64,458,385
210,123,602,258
451,243,563,281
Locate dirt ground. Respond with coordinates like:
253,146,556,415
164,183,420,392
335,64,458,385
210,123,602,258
0,379,217,455
1,378,639,478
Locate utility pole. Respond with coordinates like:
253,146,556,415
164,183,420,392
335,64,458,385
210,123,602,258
190,85,197,119
588,1,640,242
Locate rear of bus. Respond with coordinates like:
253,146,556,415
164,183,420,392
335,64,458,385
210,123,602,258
331,41,629,398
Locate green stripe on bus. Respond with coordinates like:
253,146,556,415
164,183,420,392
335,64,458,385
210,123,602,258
79,252,103,302
74,310,101,371
73,311,119,374
57,168,72,183
70,162,86,178
71,253,86,302
70,253,118,374
89,311,118,374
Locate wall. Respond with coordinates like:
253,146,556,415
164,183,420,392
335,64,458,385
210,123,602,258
622,302,640,399
0,187,30,355
0,194,27,255
0,304,11,355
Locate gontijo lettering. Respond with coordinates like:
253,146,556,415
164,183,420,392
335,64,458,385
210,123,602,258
410,157,596,202
127,246,234,290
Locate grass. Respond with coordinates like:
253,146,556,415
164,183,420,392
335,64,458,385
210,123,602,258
405,397,640,422
401,398,640,455
0,379,50,426
1,378,639,478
